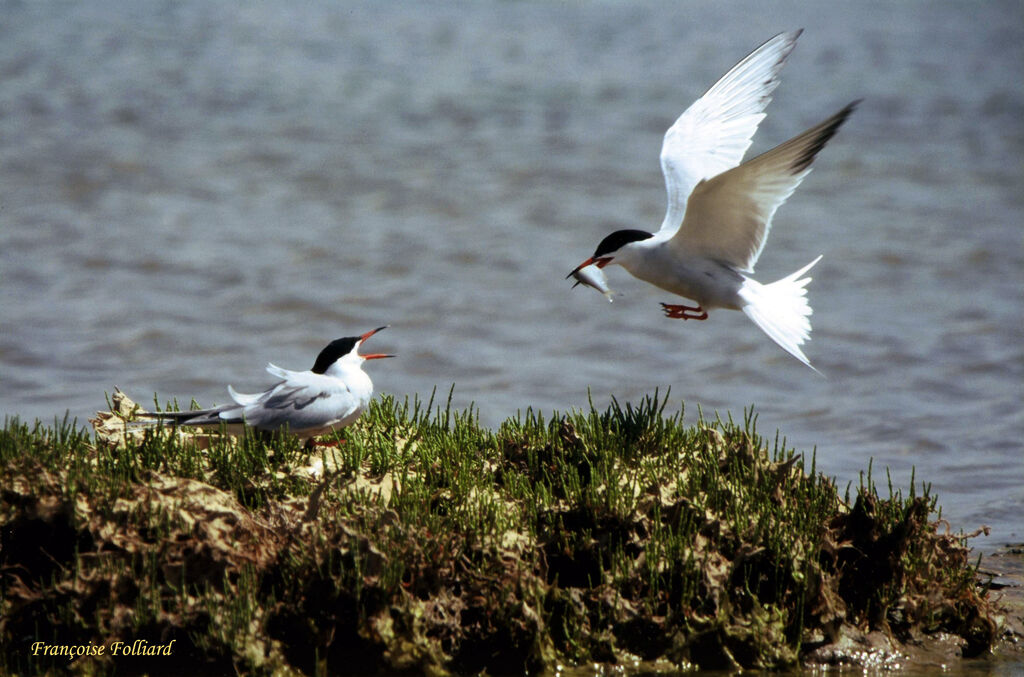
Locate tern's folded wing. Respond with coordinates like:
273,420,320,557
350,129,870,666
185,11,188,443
241,387,361,433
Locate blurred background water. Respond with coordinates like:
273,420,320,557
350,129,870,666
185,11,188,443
1,1,1021,551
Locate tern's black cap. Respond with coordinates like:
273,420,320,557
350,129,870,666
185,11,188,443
310,337,361,374
593,229,653,258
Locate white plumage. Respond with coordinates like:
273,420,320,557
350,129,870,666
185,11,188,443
570,30,858,371
139,327,394,439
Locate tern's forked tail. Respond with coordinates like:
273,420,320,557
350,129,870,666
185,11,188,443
738,256,822,373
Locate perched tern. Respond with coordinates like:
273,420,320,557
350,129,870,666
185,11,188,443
139,327,394,438
568,30,858,371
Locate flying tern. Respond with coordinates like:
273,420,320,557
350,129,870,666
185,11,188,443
568,30,858,371
139,326,394,438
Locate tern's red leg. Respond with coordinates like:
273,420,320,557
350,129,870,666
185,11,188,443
305,436,346,450
660,302,708,321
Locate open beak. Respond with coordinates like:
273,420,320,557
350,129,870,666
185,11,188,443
359,326,396,360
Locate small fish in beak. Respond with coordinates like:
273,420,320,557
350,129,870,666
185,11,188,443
568,263,615,302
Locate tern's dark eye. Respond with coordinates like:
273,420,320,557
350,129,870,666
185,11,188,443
594,229,654,258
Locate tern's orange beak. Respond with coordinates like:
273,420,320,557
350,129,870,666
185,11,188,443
566,256,612,279
359,326,396,360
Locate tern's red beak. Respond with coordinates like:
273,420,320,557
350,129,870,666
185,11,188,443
359,326,396,360
566,256,612,279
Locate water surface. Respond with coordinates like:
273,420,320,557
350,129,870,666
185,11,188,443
1,1,1021,551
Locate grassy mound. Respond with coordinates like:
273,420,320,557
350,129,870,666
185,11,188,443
0,390,1001,674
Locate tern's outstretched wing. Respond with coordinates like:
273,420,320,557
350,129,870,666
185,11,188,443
657,30,801,238
669,101,858,272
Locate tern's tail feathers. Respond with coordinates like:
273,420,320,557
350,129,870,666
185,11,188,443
227,384,262,406
739,255,822,373
136,404,241,427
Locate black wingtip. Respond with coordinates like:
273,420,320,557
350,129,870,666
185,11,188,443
791,99,861,173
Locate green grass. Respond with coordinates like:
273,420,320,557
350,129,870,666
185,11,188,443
0,390,998,675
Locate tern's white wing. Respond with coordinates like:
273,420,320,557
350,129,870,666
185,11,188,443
657,30,801,238
237,369,363,434
669,102,858,272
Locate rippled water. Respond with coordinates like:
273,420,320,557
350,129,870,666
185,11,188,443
1,1,1021,550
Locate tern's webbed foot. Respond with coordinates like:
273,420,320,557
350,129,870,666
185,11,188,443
661,302,708,321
